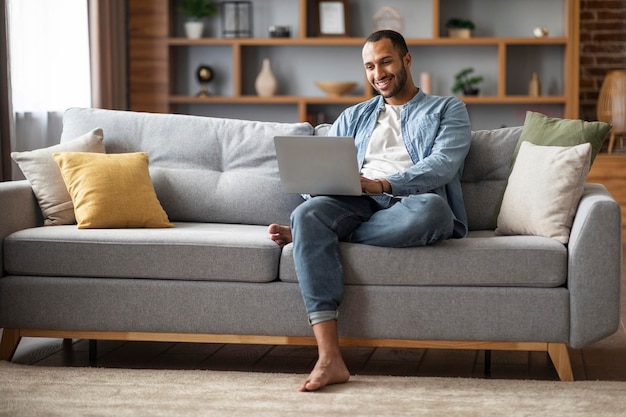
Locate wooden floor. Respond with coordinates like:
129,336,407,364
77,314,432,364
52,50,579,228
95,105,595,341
4,248,626,381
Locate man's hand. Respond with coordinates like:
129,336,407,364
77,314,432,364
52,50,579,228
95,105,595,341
360,176,390,194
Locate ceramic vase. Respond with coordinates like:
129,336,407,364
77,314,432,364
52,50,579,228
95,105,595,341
255,58,277,97
448,28,472,38
529,72,541,96
420,72,432,94
184,21,204,39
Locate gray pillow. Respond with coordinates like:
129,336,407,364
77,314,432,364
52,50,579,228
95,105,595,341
11,128,105,225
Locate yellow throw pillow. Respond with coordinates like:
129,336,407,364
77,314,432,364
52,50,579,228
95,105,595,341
52,152,173,229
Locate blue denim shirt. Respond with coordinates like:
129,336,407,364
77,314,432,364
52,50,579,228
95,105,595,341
327,91,471,238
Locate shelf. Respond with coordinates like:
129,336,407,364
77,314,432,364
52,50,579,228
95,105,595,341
169,95,566,105
168,37,369,46
459,96,567,104
167,37,569,47
129,0,580,128
405,37,569,45
169,95,369,104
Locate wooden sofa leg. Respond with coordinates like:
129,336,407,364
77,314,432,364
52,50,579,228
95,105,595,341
484,350,492,377
0,328,22,361
89,340,97,366
547,343,574,381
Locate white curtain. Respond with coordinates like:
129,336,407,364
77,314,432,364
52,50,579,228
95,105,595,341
7,0,91,179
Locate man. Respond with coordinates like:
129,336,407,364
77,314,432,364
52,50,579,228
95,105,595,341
269,30,472,392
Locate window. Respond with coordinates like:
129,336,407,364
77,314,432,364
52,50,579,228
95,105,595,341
8,0,90,112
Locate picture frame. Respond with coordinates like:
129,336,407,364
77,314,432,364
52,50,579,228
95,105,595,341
315,0,349,37
221,1,252,38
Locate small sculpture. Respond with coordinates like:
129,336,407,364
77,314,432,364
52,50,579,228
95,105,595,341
533,27,549,38
373,7,403,33
196,65,214,97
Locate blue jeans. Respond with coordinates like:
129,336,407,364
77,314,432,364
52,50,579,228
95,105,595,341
290,194,455,325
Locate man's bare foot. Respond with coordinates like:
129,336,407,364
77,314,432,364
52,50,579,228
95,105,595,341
268,223,292,246
299,356,350,392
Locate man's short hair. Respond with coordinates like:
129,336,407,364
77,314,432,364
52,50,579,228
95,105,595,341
365,30,409,57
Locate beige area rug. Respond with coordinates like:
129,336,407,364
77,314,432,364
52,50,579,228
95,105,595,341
2,361,626,417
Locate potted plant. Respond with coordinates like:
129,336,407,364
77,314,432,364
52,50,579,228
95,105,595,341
178,0,219,39
451,67,484,96
446,18,475,38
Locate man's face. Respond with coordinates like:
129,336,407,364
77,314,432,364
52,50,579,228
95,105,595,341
362,38,409,102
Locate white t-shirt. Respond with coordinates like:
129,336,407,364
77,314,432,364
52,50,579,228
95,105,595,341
360,104,412,179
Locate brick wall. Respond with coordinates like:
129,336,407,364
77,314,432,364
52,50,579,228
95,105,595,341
579,0,626,121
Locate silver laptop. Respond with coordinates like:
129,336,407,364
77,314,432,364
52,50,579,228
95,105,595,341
274,135,363,196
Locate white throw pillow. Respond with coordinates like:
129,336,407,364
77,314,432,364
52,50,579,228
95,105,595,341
11,128,105,225
495,141,592,244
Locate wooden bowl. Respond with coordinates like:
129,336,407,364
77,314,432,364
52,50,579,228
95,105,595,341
315,81,357,97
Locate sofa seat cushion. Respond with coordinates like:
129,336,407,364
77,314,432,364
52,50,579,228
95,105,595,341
279,231,567,287
4,223,280,283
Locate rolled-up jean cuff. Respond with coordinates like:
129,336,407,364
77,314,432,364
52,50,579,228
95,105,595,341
308,310,339,326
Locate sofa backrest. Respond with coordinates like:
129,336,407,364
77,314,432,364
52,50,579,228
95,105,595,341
61,108,314,225
315,122,522,231
462,126,522,230
61,108,521,230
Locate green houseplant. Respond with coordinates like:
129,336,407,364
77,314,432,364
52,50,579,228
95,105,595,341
451,67,484,96
179,0,219,19
178,0,219,39
446,18,475,38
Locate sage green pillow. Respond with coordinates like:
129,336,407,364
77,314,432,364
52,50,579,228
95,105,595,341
512,111,611,167
490,112,611,231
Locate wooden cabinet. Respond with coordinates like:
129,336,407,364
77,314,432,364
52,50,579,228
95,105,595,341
587,154,626,242
129,0,580,128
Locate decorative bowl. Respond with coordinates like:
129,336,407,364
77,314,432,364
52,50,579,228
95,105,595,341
315,81,357,97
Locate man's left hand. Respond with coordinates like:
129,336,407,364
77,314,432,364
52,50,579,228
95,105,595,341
360,176,390,194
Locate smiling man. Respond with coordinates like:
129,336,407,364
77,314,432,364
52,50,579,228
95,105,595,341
268,30,472,392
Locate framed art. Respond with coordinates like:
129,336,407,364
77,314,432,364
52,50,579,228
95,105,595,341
221,1,252,38
315,0,349,36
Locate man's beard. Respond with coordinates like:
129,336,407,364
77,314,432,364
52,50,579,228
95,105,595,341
375,66,408,99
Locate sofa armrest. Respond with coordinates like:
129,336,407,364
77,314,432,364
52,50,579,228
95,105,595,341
0,180,41,276
567,183,622,348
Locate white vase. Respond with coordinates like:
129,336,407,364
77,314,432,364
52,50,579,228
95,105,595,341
529,72,541,96
419,72,432,94
255,58,277,97
448,28,472,39
184,21,204,39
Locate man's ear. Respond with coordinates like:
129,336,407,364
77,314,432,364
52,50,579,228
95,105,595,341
404,52,412,68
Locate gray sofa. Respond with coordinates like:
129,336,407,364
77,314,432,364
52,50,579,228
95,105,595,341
0,107,622,380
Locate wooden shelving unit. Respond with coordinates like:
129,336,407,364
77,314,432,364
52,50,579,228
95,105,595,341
129,0,580,126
